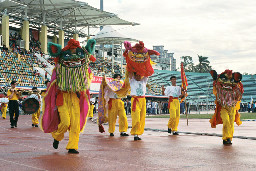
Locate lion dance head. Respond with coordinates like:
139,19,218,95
210,69,244,107
123,41,160,77
48,39,96,92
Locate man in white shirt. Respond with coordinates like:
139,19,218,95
164,76,184,135
104,74,129,137
129,72,148,141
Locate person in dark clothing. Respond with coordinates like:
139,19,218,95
7,81,20,128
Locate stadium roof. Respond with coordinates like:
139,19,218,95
0,0,139,37
93,26,138,44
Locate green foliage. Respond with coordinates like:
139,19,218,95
180,56,194,72
194,55,212,73
180,55,212,73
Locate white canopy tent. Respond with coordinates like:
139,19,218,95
93,26,138,73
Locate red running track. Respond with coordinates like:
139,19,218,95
0,115,256,171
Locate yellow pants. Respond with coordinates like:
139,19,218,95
130,97,146,135
220,106,236,141
108,99,128,133
168,99,180,132
88,104,94,118
51,92,81,150
1,105,7,119
32,108,40,125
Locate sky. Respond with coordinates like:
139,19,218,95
81,0,256,74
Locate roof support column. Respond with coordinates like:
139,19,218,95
40,25,48,54
58,30,64,49
22,7,29,51
2,10,9,49
73,34,78,40
22,20,29,51
58,19,64,48
52,35,58,44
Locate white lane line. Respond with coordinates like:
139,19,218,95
0,158,47,171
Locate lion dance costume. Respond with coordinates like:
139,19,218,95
41,39,96,153
98,41,160,141
209,69,244,145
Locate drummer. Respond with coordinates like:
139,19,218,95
7,81,20,128
29,87,41,127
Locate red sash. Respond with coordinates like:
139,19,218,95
132,96,145,112
168,96,179,109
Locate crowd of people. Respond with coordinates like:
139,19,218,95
0,48,45,87
240,102,256,113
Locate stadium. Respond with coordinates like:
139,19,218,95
0,0,255,113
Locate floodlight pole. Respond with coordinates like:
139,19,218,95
100,0,103,31
24,7,27,20
87,26,90,39
120,42,123,74
42,11,46,25
112,41,114,74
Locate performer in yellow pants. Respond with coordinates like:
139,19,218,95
220,106,236,141
32,109,40,127
88,102,94,119
164,76,184,135
108,98,128,136
52,92,81,151
105,74,129,137
130,97,146,136
1,103,7,119
168,99,180,133
129,72,148,141
29,87,41,127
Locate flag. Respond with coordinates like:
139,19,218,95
181,63,188,92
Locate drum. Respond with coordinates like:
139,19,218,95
22,98,40,114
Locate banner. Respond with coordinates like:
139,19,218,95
92,76,113,83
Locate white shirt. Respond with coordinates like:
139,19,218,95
129,76,148,96
164,86,181,98
29,93,41,101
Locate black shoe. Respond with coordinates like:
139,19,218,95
11,126,14,128
173,132,179,135
68,149,79,154
32,124,34,127
35,125,38,127
168,128,172,134
53,139,59,149
120,132,129,136
223,139,232,145
110,133,114,136
14,122,17,127
134,136,142,141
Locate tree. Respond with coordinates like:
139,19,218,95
180,56,194,72
194,55,212,73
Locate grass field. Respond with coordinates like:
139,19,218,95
147,113,256,120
